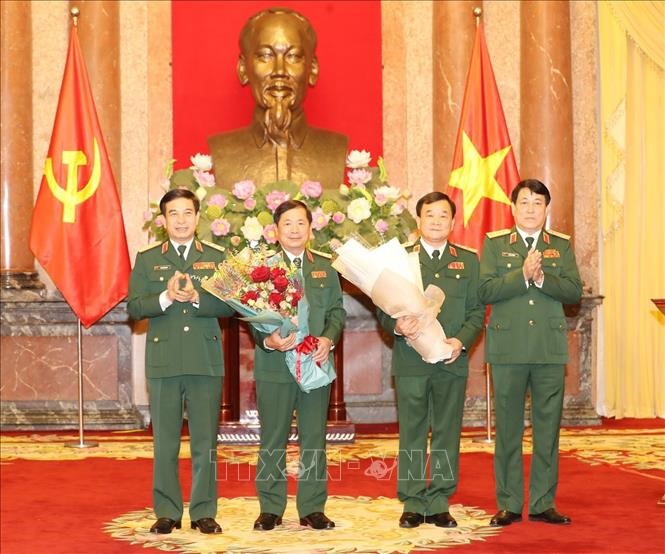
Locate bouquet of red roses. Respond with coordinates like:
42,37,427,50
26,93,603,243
202,245,303,336
202,246,335,392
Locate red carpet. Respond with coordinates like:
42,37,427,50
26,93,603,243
1,424,663,553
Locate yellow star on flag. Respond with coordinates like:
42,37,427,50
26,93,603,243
449,131,512,226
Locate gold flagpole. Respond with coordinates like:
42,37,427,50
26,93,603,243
64,6,97,450
471,6,494,445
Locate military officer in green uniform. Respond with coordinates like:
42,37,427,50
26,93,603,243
250,200,346,532
128,189,235,535
377,192,484,529
479,179,582,527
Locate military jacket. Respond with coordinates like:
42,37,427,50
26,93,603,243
251,249,347,383
127,239,234,378
478,227,583,365
377,240,484,377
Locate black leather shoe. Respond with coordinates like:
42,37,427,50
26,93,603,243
529,508,571,525
399,512,425,528
190,517,222,534
299,512,335,529
149,517,181,534
253,512,283,531
489,510,522,526
425,512,457,528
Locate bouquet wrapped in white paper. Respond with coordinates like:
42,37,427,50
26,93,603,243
332,238,453,363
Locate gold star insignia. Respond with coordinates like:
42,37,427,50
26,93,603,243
449,131,512,226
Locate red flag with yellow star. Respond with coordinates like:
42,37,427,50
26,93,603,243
447,23,519,251
29,23,130,327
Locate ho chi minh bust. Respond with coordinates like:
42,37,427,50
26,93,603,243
208,7,349,189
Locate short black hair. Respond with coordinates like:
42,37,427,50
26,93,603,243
159,188,200,215
510,179,551,205
416,191,456,218
273,199,312,225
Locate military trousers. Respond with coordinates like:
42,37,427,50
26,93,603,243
395,370,467,515
491,363,564,514
255,380,331,518
148,374,222,521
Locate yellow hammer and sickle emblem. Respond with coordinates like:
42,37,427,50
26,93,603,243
44,137,102,223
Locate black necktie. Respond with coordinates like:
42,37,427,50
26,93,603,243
177,245,187,259
525,237,534,251
432,250,440,261
293,257,302,269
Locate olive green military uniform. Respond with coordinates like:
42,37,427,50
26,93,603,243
250,249,346,518
377,240,484,515
128,239,234,522
478,228,582,515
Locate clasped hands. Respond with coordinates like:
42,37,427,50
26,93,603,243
167,271,200,304
395,315,463,364
523,247,544,286
264,329,333,364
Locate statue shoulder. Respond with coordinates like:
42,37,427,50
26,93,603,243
208,127,254,150
307,126,349,151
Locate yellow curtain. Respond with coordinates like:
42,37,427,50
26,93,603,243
598,1,665,417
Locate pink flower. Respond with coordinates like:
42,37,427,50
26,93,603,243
193,169,215,188
311,207,330,231
208,194,228,209
347,168,372,186
211,218,231,236
266,190,290,212
232,179,256,200
262,223,278,244
332,211,345,224
230,236,242,247
390,199,406,216
155,215,165,227
374,193,388,207
244,197,257,210
375,219,389,234
300,180,322,199
143,210,153,222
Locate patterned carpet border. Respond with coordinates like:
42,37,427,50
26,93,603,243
104,496,501,554
2,428,664,473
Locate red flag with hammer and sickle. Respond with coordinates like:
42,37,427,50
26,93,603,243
29,23,130,327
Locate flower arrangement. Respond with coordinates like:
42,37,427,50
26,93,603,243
201,245,335,392
202,245,302,321
143,150,417,255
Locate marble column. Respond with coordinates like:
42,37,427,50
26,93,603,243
520,0,574,235
433,0,478,193
69,0,121,186
0,1,42,289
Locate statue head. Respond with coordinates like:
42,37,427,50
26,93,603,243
237,8,319,136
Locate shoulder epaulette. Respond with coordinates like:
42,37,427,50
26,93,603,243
201,240,225,252
401,240,417,249
486,229,511,239
452,243,478,254
547,229,571,240
138,241,162,253
308,248,332,260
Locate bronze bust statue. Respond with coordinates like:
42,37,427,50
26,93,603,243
208,7,348,189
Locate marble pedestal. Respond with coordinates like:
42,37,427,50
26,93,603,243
1,290,142,430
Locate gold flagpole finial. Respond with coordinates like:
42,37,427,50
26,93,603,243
473,7,482,27
70,7,80,27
